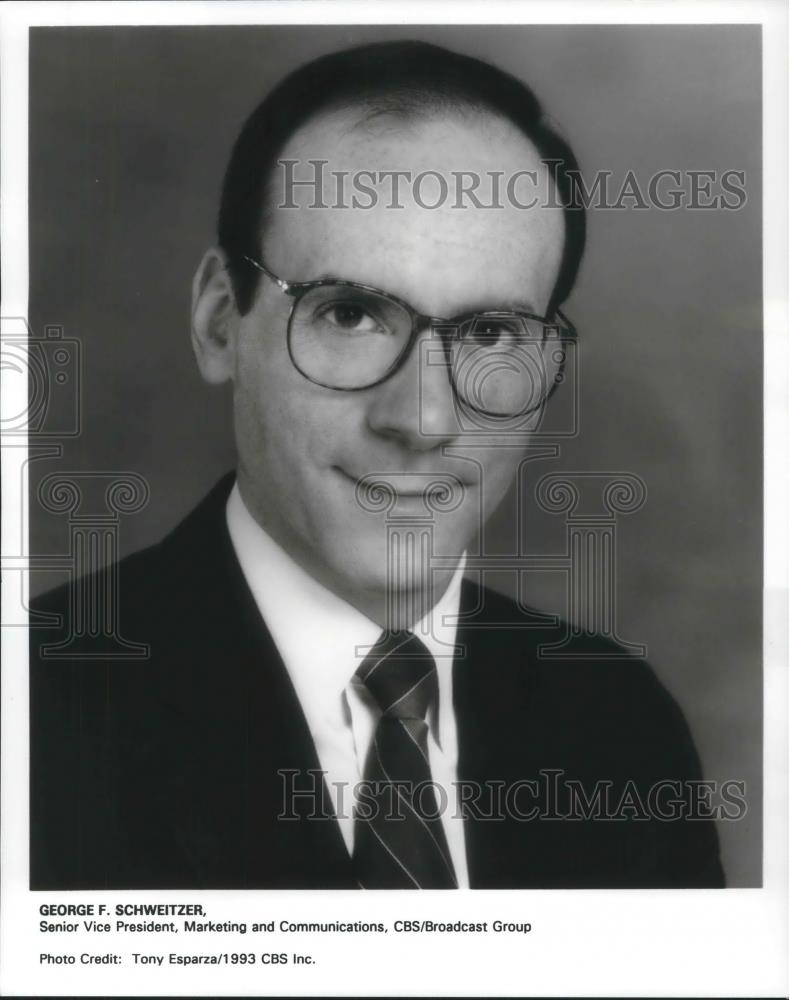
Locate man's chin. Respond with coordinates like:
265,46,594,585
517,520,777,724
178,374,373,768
313,528,464,626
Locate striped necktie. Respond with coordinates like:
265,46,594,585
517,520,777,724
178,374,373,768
352,629,458,889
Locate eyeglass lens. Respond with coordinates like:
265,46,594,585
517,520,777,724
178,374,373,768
288,284,556,417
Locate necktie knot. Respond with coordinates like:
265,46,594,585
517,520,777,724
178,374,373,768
356,630,437,721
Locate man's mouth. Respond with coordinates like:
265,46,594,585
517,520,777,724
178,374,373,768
333,467,471,505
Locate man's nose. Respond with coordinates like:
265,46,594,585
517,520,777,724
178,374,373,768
365,324,461,451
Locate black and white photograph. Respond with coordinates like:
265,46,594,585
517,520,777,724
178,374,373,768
2,2,787,997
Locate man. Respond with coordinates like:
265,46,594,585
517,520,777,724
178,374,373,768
30,40,725,889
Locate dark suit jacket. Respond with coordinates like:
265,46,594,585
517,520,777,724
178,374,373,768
30,474,725,889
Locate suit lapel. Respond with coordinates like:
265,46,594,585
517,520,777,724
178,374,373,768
153,476,355,888
453,579,539,888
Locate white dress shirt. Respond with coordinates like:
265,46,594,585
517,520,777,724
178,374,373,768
226,483,469,887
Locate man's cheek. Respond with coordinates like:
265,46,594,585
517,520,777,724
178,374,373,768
479,456,522,514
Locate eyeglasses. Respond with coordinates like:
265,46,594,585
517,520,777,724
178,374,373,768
241,254,576,419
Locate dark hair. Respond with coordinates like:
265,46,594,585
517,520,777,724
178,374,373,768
218,40,586,316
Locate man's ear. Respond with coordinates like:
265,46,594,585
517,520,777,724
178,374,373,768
191,247,239,384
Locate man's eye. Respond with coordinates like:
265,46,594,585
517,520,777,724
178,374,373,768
320,303,382,333
466,318,520,345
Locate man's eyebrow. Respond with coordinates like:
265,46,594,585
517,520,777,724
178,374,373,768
445,297,539,317
286,271,540,317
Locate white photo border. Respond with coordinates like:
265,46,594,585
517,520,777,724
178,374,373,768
2,1,787,997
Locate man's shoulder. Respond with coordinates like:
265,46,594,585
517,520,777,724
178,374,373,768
458,583,724,890
461,579,694,756
31,472,236,627
463,577,659,674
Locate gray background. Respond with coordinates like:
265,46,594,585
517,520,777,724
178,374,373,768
29,24,762,886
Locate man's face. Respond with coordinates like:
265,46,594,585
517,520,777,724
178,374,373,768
224,107,564,616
